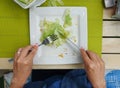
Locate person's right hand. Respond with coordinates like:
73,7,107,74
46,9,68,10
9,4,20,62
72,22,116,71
81,48,106,88
10,45,38,88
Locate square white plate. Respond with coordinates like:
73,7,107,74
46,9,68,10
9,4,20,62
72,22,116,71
30,7,87,65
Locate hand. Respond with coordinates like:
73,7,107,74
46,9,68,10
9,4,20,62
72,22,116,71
80,48,106,88
10,45,38,88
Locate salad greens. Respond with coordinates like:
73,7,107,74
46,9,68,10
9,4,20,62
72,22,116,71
40,19,70,47
63,9,72,28
47,0,64,6
19,0,33,5
40,9,72,47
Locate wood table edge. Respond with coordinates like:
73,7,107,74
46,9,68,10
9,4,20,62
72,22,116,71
0,58,120,69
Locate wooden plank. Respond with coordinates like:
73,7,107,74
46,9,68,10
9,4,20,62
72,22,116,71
103,8,115,19
0,54,120,69
0,58,12,69
102,38,120,53
103,21,120,36
0,58,84,69
102,54,120,69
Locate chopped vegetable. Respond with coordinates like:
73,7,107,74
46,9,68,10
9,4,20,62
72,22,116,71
63,9,72,28
40,19,70,47
40,9,73,47
58,53,64,58
47,0,64,6
19,0,33,4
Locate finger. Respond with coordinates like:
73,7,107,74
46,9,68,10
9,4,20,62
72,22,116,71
95,54,105,65
19,45,33,59
27,45,38,61
13,48,22,69
14,48,22,62
95,53,103,62
80,48,91,64
86,50,99,62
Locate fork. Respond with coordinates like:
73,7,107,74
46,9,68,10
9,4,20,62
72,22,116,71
8,34,58,63
29,34,58,52
38,34,58,46
58,32,80,55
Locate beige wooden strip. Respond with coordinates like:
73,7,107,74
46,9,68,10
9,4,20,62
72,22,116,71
33,64,84,69
102,54,120,69
103,21,120,36
0,54,120,69
0,58,13,69
103,8,115,19
0,58,84,69
102,38,120,53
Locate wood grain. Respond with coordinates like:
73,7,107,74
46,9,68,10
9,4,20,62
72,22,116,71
0,58,84,69
102,54,120,69
1,56,120,69
103,21,120,36
102,38,120,53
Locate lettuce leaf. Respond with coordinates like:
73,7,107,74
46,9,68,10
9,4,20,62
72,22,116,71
63,9,72,28
47,0,64,6
19,0,33,4
40,19,70,47
40,9,72,47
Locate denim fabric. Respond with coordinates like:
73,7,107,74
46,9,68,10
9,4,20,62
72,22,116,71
105,70,120,88
61,69,92,88
24,70,120,88
24,69,92,88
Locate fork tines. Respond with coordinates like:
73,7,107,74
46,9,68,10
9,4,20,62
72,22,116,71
50,34,58,41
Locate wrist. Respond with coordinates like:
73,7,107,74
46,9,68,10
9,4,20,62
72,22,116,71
93,80,106,88
10,78,25,88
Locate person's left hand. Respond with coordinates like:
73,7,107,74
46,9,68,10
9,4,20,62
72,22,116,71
80,49,106,88
10,45,38,88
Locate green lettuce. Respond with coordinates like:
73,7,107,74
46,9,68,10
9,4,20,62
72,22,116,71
40,9,72,47
40,19,70,47
63,9,72,28
47,0,64,6
19,0,33,4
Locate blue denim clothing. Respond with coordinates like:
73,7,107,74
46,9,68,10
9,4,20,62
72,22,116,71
24,70,120,88
105,70,120,88
24,69,92,88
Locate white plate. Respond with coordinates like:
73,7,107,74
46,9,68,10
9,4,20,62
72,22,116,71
29,7,87,65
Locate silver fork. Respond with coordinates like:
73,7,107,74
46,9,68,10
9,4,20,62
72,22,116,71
58,32,80,55
8,34,58,63
38,34,58,46
29,34,58,52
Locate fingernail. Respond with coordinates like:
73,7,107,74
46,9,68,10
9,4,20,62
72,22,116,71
33,44,38,49
80,47,84,50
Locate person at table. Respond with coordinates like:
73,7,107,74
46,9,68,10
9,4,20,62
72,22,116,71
10,45,106,88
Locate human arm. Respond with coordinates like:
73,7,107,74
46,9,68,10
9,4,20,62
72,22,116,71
80,49,106,88
10,45,38,88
